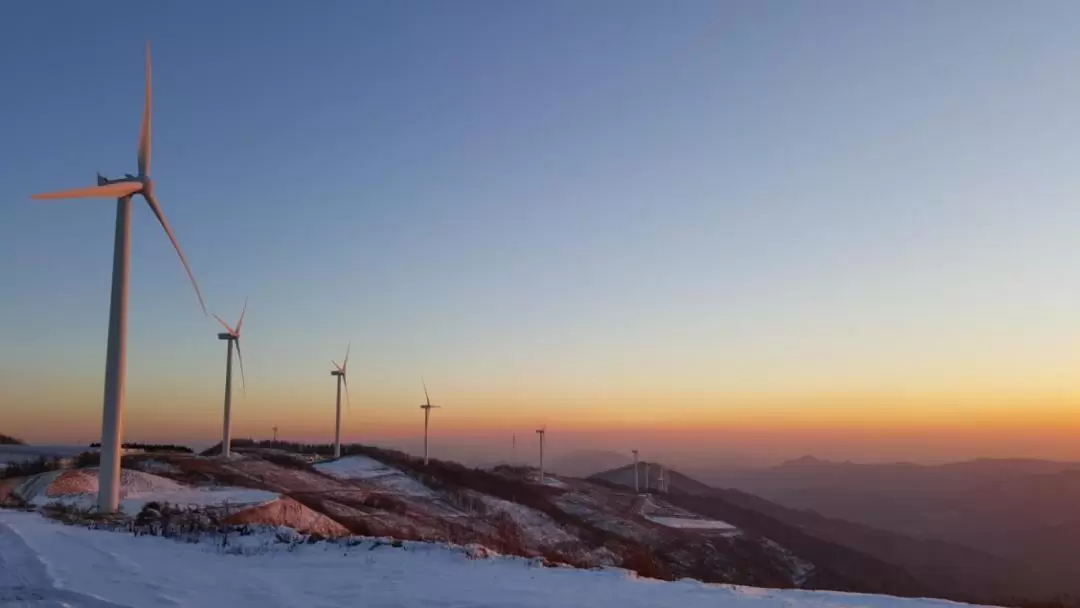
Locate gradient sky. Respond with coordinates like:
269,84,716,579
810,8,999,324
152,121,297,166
3,1,1080,466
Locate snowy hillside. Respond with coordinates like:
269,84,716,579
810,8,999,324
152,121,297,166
0,510,991,608
0,447,940,598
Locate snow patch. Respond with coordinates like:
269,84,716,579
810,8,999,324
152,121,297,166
645,515,737,531
133,459,182,475
542,477,569,489
316,455,434,497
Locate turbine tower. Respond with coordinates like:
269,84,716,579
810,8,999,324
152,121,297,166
536,427,546,483
212,299,247,458
644,463,650,492
329,343,351,459
632,449,639,493
30,42,207,512
420,380,441,465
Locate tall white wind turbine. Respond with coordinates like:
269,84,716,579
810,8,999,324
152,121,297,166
213,299,248,458
420,380,441,465
329,343,351,459
30,42,207,512
632,449,640,493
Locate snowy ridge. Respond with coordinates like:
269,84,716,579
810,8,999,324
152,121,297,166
0,510,993,608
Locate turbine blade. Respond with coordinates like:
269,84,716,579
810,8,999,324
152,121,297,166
331,360,341,372
143,191,207,315
235,297,248,335
32,182,143,200
138,40,152,177
212,314,235,335
423,378,430,407
342,341,351,373
342,374,351,412
235,338,247,398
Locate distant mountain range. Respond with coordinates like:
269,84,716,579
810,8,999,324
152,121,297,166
0,434,24,445
591,457,1080,605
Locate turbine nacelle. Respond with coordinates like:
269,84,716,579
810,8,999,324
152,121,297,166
31,43,206,317
213,299,248,395
331,342,352,411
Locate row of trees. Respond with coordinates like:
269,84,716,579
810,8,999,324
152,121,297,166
88,442,193,454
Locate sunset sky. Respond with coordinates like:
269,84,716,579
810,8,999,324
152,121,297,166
3,1,1080,466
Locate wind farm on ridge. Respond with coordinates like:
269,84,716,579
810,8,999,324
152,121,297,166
24,42,621,513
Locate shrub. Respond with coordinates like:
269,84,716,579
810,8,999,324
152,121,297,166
2,456,63,479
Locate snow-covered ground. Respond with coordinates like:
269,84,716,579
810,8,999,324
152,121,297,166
14,468,277,513
646,515,738,531
132,459,183,475
315,455,434,497
541,476,569,489
0,510,990,608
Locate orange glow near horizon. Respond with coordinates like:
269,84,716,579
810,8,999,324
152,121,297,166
7,386,1080,464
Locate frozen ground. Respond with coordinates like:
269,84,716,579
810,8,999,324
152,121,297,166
0,510,991,608
315,455,434,497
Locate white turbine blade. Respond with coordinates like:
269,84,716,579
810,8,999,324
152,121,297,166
331,360,342,372
138,40,152,177
342,374,351,412
212,314,235,335
423,378,431,407
32,182,143,200
342,341,351,373
235,297,248,335
235,338,247,398
142,191,207,315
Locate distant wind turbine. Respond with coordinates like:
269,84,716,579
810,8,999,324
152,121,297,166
536,427,547,483
420,380,441,465
30,42,207,512
213,299,248,458
329,343,351,459
631,449,640,493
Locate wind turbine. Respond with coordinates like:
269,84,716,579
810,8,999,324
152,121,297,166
213,299,247,458
30,42,207,513
329,343,351,459
632,449,640,493
536,427,546,483
420,380,441,465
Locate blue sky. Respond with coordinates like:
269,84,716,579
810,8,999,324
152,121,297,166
4,2,1080,461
